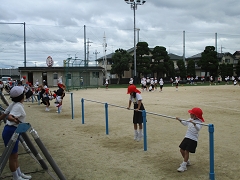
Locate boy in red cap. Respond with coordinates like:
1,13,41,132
127,85,145,141
176,107,204,172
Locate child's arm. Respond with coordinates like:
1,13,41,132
189,120,202,131
127,100,132,109
176,117,188,126
8,114,20,124
136,100,142,111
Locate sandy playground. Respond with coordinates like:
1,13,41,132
0,84,240,180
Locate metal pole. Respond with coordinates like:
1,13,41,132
84,25,86,67
71,93,74,119
183,30,185,66
81,98,85,124
29,128,66,180
209,124,215,180
133,3,137,84
142,110,147,151
105,103,109,135
24,22,26,67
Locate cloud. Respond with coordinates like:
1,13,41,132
0,0,240,68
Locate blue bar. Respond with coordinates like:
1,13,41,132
32,95,34,103
142,110,147,151
209,124,215,180
105,103,109,135
81,98,84,124
70,93,74,119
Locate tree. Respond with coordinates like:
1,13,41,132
177,59,186,79
135,42,151,78
111,49,131,84
235,60,240,76
150,46,169,79
187,59,196,77
198,46,218,78
167,60,175,78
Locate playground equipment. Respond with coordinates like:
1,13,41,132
81,98,215,180
0,123,66,180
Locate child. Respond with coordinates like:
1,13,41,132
176,107,204,172
1,86,32,180
159,78,164,92
54,83,65,113
127,85,145,141
105,79,109,89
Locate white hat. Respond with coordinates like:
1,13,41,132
10,86,24,98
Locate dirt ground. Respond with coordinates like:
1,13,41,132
0,84,240,180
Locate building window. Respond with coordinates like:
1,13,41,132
53,73,58,79
92,72,99,78
225,59,230,63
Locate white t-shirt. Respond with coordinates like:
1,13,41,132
129,93,142,104
181,118,203,141
6,102,26,126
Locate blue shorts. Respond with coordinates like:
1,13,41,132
2,125,19,154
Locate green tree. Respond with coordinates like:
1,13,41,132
135,42,151,78
235,60,240,76
167,60,175,78
219,63,228,78
198,46,218,78
187,59,196,77
111,49,131,84
150,46,169,79
177,59,186,79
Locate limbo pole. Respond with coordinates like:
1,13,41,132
81,98,85,124
105,103,109,135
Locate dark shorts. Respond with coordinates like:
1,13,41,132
179,138,197,153
2,125,19,154
133,103,145,124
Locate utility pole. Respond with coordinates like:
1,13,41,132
86,38,93,66
103,32,107,79
93,50,100,66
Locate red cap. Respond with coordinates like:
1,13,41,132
127,85,141,94
188,107,204,122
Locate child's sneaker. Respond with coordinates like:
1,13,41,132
180,161,190,166
137,133,143,141
134,132,138,141
177,165,187,172
21,173,32,179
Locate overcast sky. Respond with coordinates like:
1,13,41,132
0,0,240,68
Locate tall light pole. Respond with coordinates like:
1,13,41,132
124,0,146,84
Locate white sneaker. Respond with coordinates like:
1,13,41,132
137,133,143,141
180,161,191,166
21,173,32,179
45,108,50,111
14,176,29,180
134,132,138,141
177,165,187,172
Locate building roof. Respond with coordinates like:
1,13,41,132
168,53,183,60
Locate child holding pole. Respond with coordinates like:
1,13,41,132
176,107,204,172
127,85,145,141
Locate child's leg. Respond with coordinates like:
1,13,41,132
133,124,138,140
